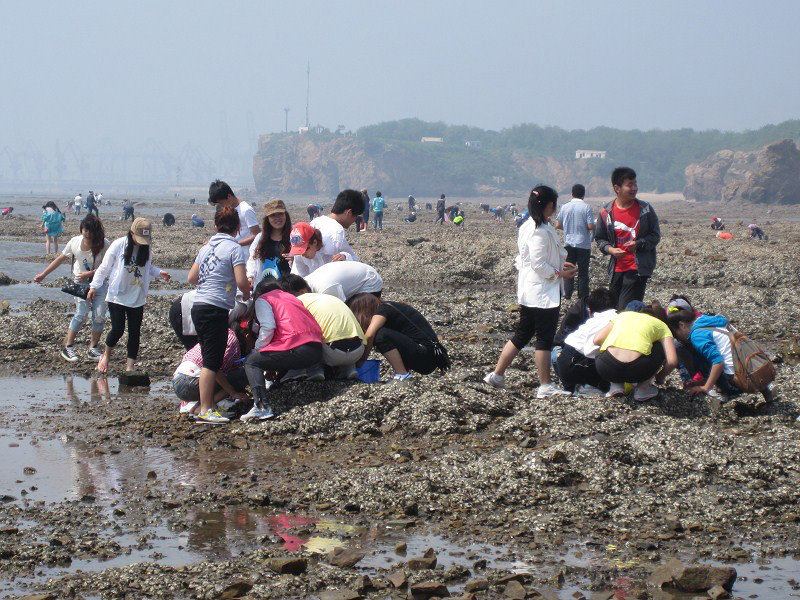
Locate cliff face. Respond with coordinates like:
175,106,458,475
684,139,800,204
253,134,612,197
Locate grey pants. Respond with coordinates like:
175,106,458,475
244,342,322,392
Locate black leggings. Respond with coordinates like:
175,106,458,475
106,302,144,360
509,306,560,352
595,342,665,384
374,328,436,375
556,345,609,392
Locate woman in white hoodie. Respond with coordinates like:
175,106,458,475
484,185,576,397
87,218,171,373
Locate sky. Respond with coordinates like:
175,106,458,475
1,0,799,183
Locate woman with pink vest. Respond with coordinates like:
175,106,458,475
242,278,323,421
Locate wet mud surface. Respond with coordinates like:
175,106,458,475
1,196,799,598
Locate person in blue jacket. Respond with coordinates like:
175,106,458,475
666,309,773,402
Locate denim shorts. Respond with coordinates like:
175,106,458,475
173,374,200,402
69,283,108,333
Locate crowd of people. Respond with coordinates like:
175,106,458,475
35,170,776,426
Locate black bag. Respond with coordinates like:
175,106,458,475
61,280,91,299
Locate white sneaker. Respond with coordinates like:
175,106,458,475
633,379,659,402
575,384,605,398
179,401,198,414
241,404,275,422
483,372,505,388
536,383,571,398
392,372,414,384
605,382,626,398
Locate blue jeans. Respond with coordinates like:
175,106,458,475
551,346,562,379
69,283,108,333
373,212,383,230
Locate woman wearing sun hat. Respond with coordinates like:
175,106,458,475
87,217,171,373
246,198,293,289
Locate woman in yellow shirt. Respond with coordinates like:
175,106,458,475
593,303,678,401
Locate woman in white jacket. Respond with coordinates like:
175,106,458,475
87,218,171,373
484,185,576,397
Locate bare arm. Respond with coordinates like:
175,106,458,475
34,254,69,282
238,225,261,247
187,262,199,285
234,264,250,301
655,337,679,385
356,314,387,366
593,322,613,347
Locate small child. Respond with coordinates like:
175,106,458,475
666,309,774,402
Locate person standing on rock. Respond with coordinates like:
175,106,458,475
87,218,171,373
555,183,595,300
187,206,252,424
594,167,660,310
34,214,111,362
435,194,446,225
207,180,261,249
371,192,386,231
483,185,576,396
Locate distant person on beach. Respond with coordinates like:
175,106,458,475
408,195,416,212
348,293,449,382
453,210,465,227
555,183,595,300
480,203,490,213
41,201,66,256
435,194,446,224
371,192,386,231
483,185,575,396
87,218,171,373
247,199,292,288
191,214,205,228
361,189,370,231
748,223,766,240
405,212,417,223
595,167,661,310
122,199,134,221
73,193,82,215
187,206,251,424
0,207,12,219
306,203,321,220
491,206,505,223
515,210,529,228
96,192,104,206
163,213,176,227
711,216,725,231
86,191,99,216
207,179,260,248
34,214,110,363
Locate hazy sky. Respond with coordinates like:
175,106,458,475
2,0,798,168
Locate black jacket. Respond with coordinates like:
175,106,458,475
594,199,660,278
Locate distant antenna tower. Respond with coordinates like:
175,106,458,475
283,106,290,134
305,61,310,128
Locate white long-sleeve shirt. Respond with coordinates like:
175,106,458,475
254,297,276,350
90,236,161,308
515,219,566,309
310,215,359,262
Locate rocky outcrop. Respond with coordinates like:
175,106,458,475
253,134,611,197
684,139,800,204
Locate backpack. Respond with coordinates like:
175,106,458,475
698,325,775,392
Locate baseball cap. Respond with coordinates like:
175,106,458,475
130,218,152,245
289,222,316,255
264,199,287,217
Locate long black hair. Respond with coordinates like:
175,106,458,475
43,201,62,214
80,214,105,258
527,185,558,226
122,232,150,266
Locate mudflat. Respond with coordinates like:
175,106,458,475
0,195,798,599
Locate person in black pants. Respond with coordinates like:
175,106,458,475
348,293,443,383
435,194,446,224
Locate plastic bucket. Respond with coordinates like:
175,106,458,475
356,359,381,383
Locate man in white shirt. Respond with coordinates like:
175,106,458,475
207,179,261,248
302,261,383,302
309,189,364,262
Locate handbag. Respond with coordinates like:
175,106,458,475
61,252,96,300
61,279,91,299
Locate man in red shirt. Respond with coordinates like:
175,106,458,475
595,167,661,310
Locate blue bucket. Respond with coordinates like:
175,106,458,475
356,359,381,383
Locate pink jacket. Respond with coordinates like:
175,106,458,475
255,289,322,352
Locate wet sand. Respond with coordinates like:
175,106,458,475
0,196,799,599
